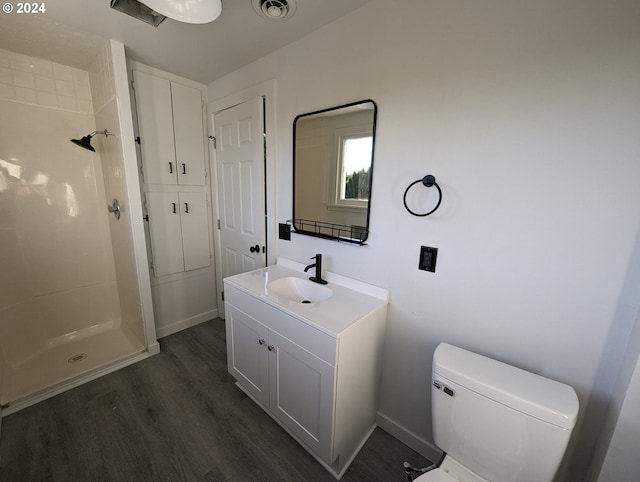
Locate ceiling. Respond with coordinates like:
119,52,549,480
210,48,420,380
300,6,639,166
0,0,370,84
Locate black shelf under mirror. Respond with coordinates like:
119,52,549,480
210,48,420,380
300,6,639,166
292,219,368,245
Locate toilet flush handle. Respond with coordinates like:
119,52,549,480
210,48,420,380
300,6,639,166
433,380,455,397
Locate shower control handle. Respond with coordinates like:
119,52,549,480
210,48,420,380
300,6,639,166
107,198,121,220
168,161,173,174
258,339,266,346
268,345,275,352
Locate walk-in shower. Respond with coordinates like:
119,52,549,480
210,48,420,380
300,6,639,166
0,42,158,415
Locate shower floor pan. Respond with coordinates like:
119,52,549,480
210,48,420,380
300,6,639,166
2,328,147,414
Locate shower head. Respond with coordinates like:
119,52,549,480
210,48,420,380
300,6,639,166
70,130,113,152
71,135,96,152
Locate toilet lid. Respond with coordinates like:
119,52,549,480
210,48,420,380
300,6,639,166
414,468,458,482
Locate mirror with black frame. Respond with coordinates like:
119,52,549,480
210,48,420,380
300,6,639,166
292,99,377,245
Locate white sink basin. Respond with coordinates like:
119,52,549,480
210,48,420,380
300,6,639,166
267,277,333,303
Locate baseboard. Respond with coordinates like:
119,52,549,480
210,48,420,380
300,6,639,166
156,309,218,339
376,412,441,463
147,341,161,356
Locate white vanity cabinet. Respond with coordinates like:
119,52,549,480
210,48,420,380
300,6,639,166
225,291,335,461
133,69,206,186
223,264,388,479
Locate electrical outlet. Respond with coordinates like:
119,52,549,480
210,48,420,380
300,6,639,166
279,223,291,241
419,246,438,272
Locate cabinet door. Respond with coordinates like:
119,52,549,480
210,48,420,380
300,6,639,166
268,330,335,463
226,304,270,407
133,71,177,185
146,191,184,277
178,191,210,272
172,82,206,186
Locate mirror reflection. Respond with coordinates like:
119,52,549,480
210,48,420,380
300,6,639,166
293,100,377,244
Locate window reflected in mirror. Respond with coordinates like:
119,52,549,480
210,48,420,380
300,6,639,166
293,100,377,245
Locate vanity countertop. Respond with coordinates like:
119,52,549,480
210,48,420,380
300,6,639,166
223,260,389,337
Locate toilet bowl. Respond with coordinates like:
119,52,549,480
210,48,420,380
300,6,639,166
414,343,579,482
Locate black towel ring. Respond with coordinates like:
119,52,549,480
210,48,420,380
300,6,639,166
403,174,442,217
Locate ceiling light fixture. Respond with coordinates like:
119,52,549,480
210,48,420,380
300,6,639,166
252,0,296,21
140,0,223,24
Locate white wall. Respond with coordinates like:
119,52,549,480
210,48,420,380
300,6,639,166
208,1,640,478
597,309,640,480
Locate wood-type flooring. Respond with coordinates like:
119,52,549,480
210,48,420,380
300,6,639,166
0,319,432,481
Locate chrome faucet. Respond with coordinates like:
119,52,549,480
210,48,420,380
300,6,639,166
304,254,328,285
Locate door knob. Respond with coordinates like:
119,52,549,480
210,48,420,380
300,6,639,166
249,244,260,253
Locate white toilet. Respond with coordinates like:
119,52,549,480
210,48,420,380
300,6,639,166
414,343,579,482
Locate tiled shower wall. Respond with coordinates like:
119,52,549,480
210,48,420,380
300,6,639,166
0,47,93,114
90,40,147,348
89,43,115,114
0,47,122,393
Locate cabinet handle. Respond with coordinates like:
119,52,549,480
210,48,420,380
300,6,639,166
168,161,173,174
184,202,189,214
182,163,186,175
267,345,275,352
171,202,176,214
258,339,266,345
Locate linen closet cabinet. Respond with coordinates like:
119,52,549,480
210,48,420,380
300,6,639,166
131,63,215,337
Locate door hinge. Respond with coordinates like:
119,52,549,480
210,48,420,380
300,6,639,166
221,290,224,301
135,136,141,144
217,219,221,229
209,135,216,149
262,246,266,254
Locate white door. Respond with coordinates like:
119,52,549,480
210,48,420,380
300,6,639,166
146,191,211,277
214,97,266,285
225,304,270,407
172,82,206,186
133,71,176,185
146,191,184,277
268,330,335,463
179,191,211,272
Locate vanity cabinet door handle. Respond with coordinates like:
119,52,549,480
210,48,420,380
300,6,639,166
267,345,275,352
184,202,189,214
168,162,173,174
258,339,266,346
182,163,186,175
171,202,176,214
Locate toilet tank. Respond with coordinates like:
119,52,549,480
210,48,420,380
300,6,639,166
432,343,579,482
